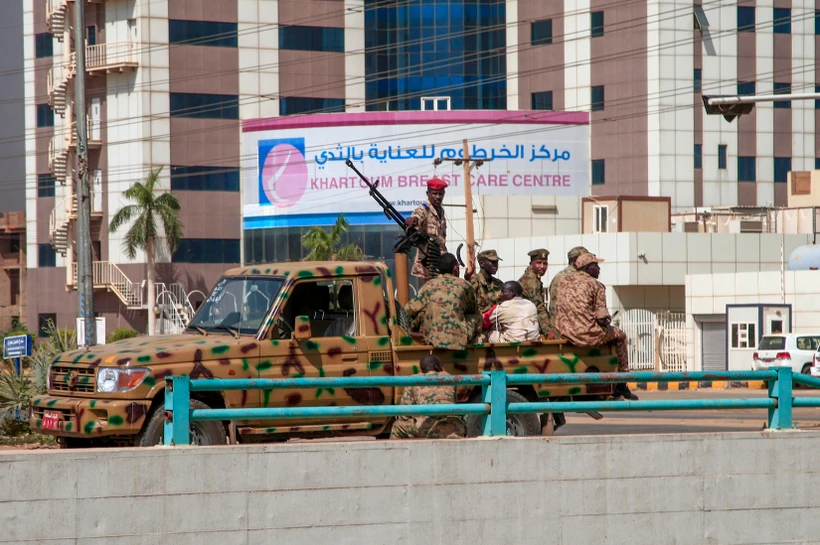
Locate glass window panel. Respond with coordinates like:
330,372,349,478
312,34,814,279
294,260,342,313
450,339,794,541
169,20,237,47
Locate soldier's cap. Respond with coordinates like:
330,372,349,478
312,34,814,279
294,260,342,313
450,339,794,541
477,249,502,262
528,248,550,261
568,246,589,260
427,177,448,190
575,253,604,268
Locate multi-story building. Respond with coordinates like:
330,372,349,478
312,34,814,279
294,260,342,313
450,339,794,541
22,0,820,333
0,212,26,332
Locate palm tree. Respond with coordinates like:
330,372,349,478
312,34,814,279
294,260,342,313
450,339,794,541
301,214,365,261
109,167,183,336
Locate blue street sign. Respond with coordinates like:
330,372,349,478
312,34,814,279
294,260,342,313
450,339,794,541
3,334,32,359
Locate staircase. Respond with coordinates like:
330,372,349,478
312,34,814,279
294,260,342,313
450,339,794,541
72,261,145,308
47,57,74,116
155,283,197,335
49,195,74,256
49,134,68,181
46,0,68,39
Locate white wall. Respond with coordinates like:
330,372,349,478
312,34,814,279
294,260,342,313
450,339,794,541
686,269,820,370
238,0,279,120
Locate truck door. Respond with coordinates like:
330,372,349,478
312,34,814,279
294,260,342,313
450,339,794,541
258,277,368,413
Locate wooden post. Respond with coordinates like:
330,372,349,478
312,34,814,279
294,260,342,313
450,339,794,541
462,139,476,276
394,252,410,306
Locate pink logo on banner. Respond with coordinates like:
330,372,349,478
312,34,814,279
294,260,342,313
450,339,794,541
260,143,308,208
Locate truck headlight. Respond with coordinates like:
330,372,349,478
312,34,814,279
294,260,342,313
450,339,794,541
97,368,151,393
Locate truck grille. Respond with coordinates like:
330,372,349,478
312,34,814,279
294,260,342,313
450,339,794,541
31,406,73,420
50,365,96,393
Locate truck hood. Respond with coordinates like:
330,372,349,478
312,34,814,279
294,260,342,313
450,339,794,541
56,334,261,367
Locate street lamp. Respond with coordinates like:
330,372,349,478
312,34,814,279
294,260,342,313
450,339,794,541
702,93,820,122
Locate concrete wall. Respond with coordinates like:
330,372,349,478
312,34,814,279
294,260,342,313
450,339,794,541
4,432,820,544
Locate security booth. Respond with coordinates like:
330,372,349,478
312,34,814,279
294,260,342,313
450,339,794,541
726,304,792,371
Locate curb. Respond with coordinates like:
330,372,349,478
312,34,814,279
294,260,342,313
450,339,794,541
626,380,768,391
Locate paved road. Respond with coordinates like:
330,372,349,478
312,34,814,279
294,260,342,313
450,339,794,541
557,389,820,436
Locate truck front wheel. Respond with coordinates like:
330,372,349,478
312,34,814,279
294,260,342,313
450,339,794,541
464,390,541,437
136,400,227,447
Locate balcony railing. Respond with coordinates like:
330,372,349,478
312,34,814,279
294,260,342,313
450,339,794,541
86,41,138,74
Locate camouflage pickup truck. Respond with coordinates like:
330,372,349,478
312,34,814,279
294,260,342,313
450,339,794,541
30,261,618,447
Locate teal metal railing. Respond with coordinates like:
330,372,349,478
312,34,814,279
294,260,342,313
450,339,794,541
162,367,820,446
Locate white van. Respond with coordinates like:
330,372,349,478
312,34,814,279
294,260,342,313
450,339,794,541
753,334,820,375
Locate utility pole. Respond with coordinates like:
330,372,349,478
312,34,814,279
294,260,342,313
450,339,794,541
434,139,487,278
74,0,96,346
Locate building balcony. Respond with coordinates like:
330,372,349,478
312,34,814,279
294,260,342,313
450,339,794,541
86,41,138,75
68,116,103,149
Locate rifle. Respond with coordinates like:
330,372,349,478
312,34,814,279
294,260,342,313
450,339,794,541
344,160,439,275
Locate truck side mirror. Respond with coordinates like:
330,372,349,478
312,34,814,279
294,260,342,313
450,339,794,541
293,315,312,341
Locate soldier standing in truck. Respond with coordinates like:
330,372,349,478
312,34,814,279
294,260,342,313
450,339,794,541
555,252,639,401
404,253,480,350
548,246,589,320
404,177,448,279
519,248,553,338
390,354,467,439
469,249,503,313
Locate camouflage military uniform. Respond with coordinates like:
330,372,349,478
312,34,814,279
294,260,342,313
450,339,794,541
469,272,503,313
548,264,577,320
390,370,467,439
554,271,629,371
410,201,447,278
404,273,480,350
518,266,551,336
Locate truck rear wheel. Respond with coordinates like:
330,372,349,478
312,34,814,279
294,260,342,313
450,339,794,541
136,400,226,447
464,390,541,437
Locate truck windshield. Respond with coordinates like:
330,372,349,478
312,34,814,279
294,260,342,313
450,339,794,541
188,276,284,336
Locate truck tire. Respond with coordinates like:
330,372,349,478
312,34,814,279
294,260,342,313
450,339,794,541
464,390,542,437
136,400,226,447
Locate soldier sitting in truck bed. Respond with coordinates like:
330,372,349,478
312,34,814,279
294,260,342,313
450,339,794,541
404,252,480,350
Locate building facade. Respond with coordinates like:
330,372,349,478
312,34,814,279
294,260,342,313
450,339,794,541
22,0,820,333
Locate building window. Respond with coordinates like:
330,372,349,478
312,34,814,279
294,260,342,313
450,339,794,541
171,166,240,192
531,91,553,110
169,20,238,47
738,6,755,32
593,205,608,233
774,82,792,109
718,145,728,169
279,97,345,116
9,271,19,306
37,173,56,197
38,313,57,337
591,11,604,37
773,8,791,34
738,156,756,182
172,239,241,264
35,33,53,58
774,157,791,183
816,10,820,35
169,93,239,119
36,104,54,128
38,243,56,268
10,236,21,253
731,323,756,349
694,68,702,93
591,159,605,185
694,144,702,169
816,85,820,109
816,158,820,170
531,19,553,46
773,82,791,108
737,81,755,96
591,85,605,111
279,25,344,53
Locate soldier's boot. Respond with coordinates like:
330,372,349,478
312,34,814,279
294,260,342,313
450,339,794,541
613,382,639,401
553,412,567,431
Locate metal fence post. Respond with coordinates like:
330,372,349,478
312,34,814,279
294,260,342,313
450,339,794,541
767,366,794,430
482,370,508,436
164,376,191,446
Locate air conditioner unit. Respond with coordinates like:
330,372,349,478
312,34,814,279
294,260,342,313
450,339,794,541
674,221,700,233
728,219,764,233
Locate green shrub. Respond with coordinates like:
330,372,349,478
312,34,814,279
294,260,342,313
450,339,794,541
107,328,140,343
